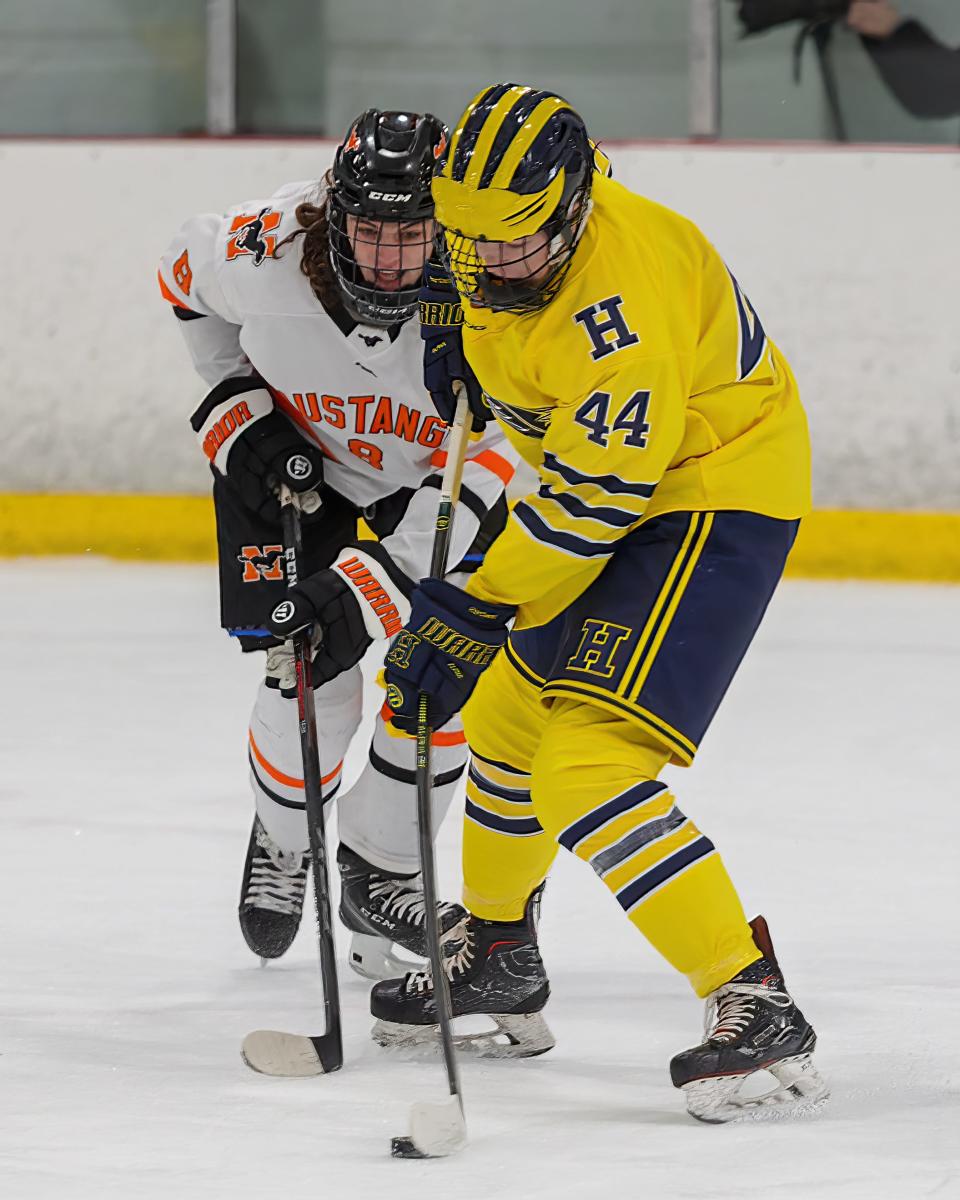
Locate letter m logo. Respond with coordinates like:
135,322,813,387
237,545,284,583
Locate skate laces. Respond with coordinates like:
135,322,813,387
368,873,459,927
705,980,792,1044
245,828,308,916
403,918,474,995
369,875,427,925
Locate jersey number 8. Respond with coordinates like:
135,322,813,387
573,389,652,449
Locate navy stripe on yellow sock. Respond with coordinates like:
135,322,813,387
465,800,544,837
467,764,530,803
615,835,716,912
558,780,668,853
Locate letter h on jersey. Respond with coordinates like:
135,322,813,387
573,295,640,361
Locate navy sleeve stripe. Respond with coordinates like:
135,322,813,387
542,452,657,499
537,485,640,529
514,503,616,559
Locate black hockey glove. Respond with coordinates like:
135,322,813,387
419,262,489,431
192,376,324,523
267,543,413,687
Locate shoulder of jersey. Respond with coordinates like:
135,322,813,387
592,172,702,241
531,181,658,336
549,178,706,348
213,180,326,318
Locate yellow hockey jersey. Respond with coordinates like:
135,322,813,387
462,172,811,629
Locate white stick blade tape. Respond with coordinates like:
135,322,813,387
241,1030,327,1077
401,1097,467,1158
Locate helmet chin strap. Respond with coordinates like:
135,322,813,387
548,192,592,260
571,195,594,245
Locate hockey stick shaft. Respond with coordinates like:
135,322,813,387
416,387,472,1105
279,489,343,1073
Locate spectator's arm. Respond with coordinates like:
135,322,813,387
846,1,902,40
859,18,960,118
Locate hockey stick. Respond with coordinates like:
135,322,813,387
391,385,472,1160
241,487,344,1077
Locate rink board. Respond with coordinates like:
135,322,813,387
2,492,959,582
1,140,958,510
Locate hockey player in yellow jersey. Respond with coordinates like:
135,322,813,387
373,84,828,1122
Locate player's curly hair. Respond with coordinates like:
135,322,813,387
275,172,340,310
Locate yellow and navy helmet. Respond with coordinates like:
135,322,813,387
433,84,595,313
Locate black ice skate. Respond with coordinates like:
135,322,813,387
369,889,555,1058
670,916,829,1122
238,817,309,961
337,843,466,981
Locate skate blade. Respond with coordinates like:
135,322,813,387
241,1030,332,1077
347,932,423,982
391,1097,467,1159
372,1011,555,1059
682,1053,830,1123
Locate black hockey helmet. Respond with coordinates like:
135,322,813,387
433,85,596,313
328,109,448,326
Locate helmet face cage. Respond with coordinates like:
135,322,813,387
436,92,595,314
328,109,446,326
327,199,435,326
442,173,592,314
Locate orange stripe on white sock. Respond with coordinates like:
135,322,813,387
249,729,343,788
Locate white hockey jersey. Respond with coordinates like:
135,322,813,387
158,179,518,588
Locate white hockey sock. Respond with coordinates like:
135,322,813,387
337,711,468,876
248,665,363,854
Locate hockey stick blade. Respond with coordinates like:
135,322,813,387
391,1097,467,1159
241,1029,342,1077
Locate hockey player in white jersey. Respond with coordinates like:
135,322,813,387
158,110,518,978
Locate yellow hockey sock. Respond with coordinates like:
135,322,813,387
460,649,559,921
532,698,760,996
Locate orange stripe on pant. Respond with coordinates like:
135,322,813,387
248,729,344,788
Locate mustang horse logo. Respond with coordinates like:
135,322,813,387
226,208,282,266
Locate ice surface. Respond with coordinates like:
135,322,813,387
1,560,958,1199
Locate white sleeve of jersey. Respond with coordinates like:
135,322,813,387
158,212,251,389
378,424,521,585
176,313,251,389
269,178,323,205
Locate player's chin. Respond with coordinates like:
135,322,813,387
370,273,417,292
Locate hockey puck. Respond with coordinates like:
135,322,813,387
390,1136,427,1159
